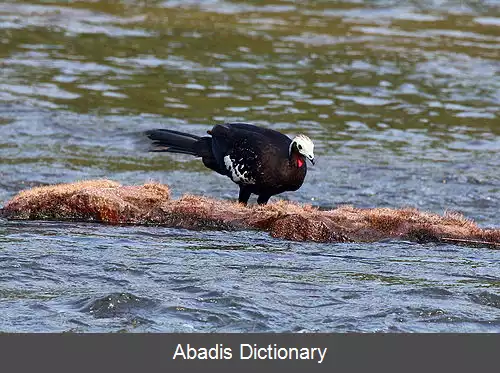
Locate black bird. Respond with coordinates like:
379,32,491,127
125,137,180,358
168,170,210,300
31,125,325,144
145,122,315,205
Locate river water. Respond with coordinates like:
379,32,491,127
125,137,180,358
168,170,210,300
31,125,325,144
0,0,499,332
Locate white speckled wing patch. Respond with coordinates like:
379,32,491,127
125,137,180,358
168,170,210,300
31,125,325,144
223,155,256,184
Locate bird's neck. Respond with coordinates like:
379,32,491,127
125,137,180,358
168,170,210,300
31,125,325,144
289,151,306,168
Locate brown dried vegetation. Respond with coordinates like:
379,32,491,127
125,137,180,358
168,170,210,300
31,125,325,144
1,180,498,248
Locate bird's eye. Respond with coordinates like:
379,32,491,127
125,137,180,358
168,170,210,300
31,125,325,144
298,144,302,150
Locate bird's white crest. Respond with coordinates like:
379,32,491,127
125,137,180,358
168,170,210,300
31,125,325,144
290,134,315,162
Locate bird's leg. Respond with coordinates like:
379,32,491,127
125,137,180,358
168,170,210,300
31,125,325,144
257,194,271,205
238,186,252,205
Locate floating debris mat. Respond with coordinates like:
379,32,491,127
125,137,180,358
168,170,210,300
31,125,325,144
1,180,499,248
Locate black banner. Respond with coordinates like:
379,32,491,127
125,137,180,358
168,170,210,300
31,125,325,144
1,333,497,372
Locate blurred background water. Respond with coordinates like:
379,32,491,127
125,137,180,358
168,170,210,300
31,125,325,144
0,0,499,332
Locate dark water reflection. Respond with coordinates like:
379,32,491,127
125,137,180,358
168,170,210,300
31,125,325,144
0,0,499,332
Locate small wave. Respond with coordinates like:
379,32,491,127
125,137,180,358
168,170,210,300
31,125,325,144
77,292,158,319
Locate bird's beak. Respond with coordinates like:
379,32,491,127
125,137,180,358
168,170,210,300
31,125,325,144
309,156,315,165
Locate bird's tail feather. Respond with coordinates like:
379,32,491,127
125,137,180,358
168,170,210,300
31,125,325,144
145,129,202,156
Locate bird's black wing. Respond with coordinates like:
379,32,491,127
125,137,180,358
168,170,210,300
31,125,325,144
208,124,267,185
222,136,262,185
